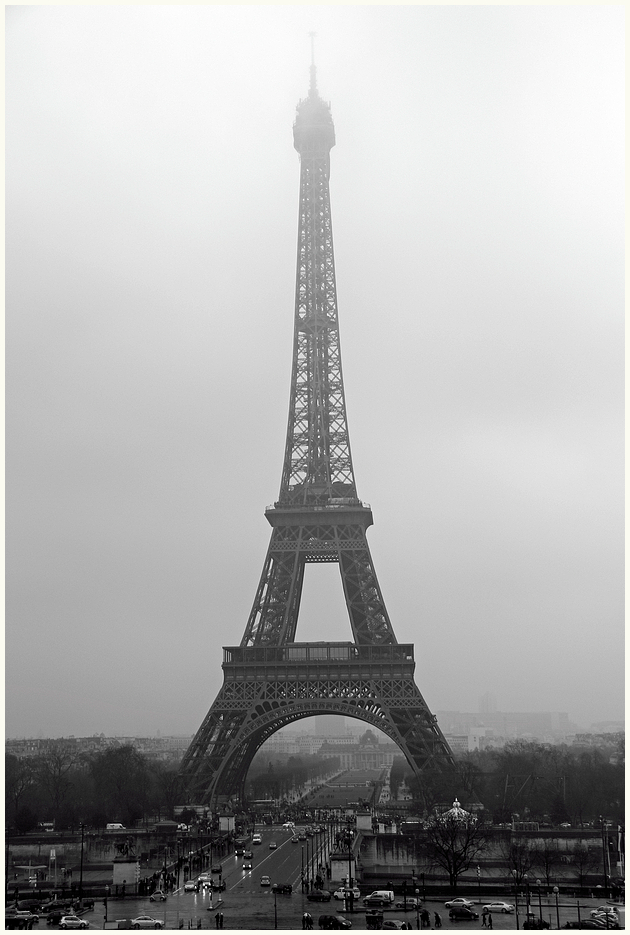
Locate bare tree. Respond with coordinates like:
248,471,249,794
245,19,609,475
5,755,35,825
424,809,490,891
532,838,562,886
499,832,537,885
569,844,602,886
33,741,78,822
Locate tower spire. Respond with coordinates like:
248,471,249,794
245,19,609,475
309,31,317,95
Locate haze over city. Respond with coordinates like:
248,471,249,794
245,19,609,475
6,5,623,739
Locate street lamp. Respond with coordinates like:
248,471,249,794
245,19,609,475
536,880,543,924
415,888,420,929
78,824,85,904
552,886,560,930
274,889,277,929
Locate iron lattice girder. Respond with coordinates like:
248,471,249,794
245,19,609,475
240,511,397,647
281,148,355,503
180,642,454,803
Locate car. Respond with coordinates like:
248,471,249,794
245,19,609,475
483,902,515,914
131,916,165,930
272,883,293,895
291,836,300,843
395,898,421,910
59,917,89,930
445,897,474,909
260,875,271,886
363,896,393,908
299,833,307,840
591,907,619,918
211,864,222,873
449,907,479,921
209,879,226,891
10,909,40,922
334,887,361,901
307,890,333,902
243,849,254,858
563,923,605,931
183,880,198,892
243,861,253,870
269,840,278,849
382,922,406,931
149,890,167,901
252,834,262,844
590,913,619,928
318,914,352,929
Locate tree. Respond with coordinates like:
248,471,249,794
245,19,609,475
424,804,490,891
5,755,35,826
570,844,601,886
89,745,151,826
499,833,536,885
33,741,78,823
532,838,562,886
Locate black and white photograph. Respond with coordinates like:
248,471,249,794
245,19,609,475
6,4,624,930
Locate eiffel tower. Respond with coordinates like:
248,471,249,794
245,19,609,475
180,56,454,808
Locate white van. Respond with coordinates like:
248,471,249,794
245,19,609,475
252,833,262,844
363,890,395,906
106,822,126,830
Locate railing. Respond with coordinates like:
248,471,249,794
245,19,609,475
223,642,414,665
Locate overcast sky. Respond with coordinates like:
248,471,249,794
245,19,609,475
6,5,624,739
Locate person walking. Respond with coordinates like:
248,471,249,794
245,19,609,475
487,912,493,929
482,907,488,927
434,911,442,928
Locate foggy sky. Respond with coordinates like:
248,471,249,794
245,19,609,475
6,5,624,738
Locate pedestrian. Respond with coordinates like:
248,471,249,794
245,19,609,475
434,912,442,928
219,912,224,929
482,907,488,927
215,911,221,929
303,913,309,930
488,912,493,930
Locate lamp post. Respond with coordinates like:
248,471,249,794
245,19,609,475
274,889,277,929
536,880,543,924
415,888,420,929
600,818,610,898
552,886,560,930
421,872,425,902
476,864,481,905
78,823,85,904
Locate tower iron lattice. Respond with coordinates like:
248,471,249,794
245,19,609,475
180,62,455,807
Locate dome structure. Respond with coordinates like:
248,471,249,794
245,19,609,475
440,797,475,824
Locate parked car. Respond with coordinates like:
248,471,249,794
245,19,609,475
382,922,407,931
149,890,167,901
395,897,421,910
445,897,474,909
7,909,40,923
307,890,333,902
334,888,361,901
449,907,480,922
563,923,605,931
260,875,271,886
591,907,619,919
363,896,393,908
318,914,352,929
590,914,619,928
272,883,293,895
59,917,89,930
483,902,515,914
131,916,165,930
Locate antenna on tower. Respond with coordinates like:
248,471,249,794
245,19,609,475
309,31,317,94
